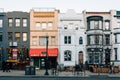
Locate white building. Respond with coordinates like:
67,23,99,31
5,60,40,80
83,11,112,65
58,9,86,67
111,10,120,66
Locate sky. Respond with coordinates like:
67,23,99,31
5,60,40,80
0,0,120,13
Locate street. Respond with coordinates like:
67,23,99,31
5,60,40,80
0,76,120,80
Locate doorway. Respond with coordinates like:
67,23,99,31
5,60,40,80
79,51,83,64
34,58,39,69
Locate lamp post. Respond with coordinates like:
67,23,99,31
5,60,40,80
44,34,49,75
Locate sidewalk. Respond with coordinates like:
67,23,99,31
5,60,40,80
0,70,120,77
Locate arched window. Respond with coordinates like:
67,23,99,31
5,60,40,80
79,37,83,44
64,50,71,61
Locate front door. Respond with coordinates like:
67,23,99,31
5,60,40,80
79,51,83,64
34,58,39,69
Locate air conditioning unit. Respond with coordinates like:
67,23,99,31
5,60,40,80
9,42,12,46
13,42,17,46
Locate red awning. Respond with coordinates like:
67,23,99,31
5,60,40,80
29,48,58,57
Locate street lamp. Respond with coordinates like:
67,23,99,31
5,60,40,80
44,34,49,75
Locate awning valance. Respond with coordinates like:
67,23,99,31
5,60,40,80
29,48,58,57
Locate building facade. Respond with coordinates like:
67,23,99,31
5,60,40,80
0,10,5,69
111,10,120,66
5,12,30,68
83,11,112,65
30,8,59,69
58,9,86,67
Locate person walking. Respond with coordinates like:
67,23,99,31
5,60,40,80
6,62,10,72
2,61,6,72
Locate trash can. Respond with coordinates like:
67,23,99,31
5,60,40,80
30,66,36,75
25,66,31,75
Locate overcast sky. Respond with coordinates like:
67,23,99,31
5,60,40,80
0,0,120,12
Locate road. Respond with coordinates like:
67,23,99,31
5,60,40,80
0,76,120,80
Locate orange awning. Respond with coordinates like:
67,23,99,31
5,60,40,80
29,48,58,57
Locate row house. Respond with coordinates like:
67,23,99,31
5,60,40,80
111,10,120,66
5,12,30,69
83,11,112,65
58,9,86,67
29,8,59,69
0,10,5,69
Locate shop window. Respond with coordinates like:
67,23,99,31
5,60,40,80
64,50,71,61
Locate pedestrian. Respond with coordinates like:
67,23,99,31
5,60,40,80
2,61,6,72
6,62,10,72
110,61,114,74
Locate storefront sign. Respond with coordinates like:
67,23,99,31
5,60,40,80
12,49,18,59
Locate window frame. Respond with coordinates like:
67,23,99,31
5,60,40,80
64,50,72,61
79,37,83,44
42,22,47,29
15,18,20,27
0,32,2,41
23,18,27,27
23,33,27,42
8,18,13,27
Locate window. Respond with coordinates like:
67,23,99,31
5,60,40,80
51,36,55,45
64,50,71,61
105,21,110,30
68,36,71,44
64,25,68,29
115,35,117,43
0,20,3,28
39,36,46,45
75,24,78,30
23,33,27,41
95,53,99,63
94,21,99,29
23,19,27,27
15,32,20,41
114,48,117,60
69,23,73,29
48,22,52,29
105,34,110,45
64,36,71,44
32,36,37,45
0,49,1,61
8,32,13,41
95,35,99,44
0,32,2,41
8,19,13,27
36,22,40,29
117,22,120,28
79,37,83,44
87,35,90,45
64,36,67,44
42,22,46,29
15,19,20,27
